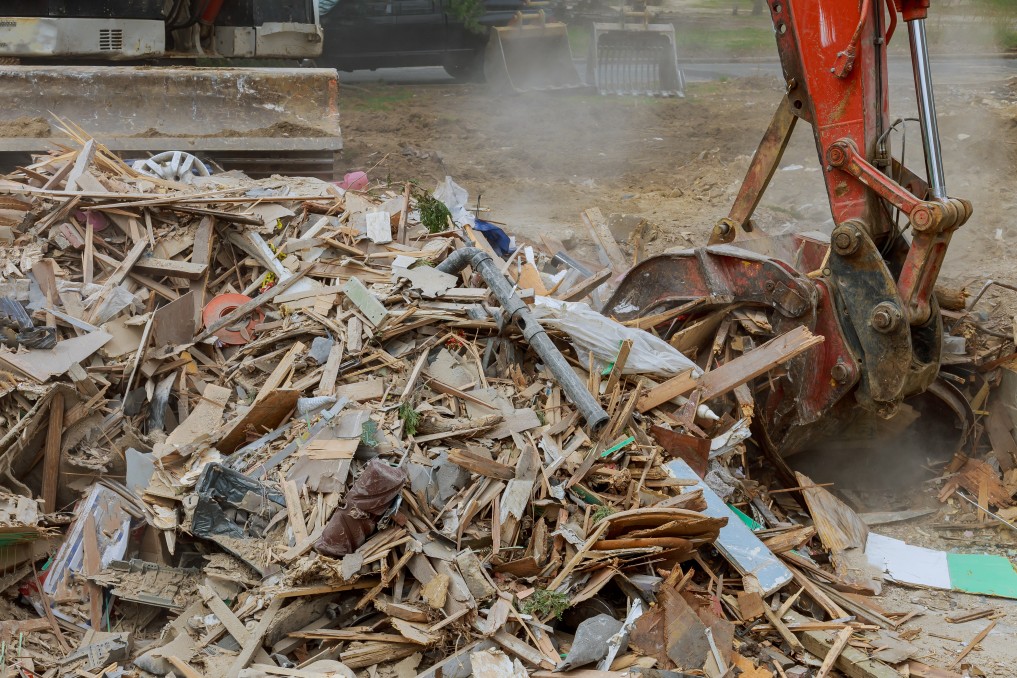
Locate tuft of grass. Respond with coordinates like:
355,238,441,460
676,23,774,57
399,401,421,437
521,589,571,619
592,505,616,524
348,89,414,112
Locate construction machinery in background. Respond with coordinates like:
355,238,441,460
588,10,684,96
605,0,972,475
316,0,585,93
485,10,585,92
0,2,342,179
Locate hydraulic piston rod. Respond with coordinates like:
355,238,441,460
907,18,947,200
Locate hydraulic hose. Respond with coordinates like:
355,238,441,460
437,247,609,433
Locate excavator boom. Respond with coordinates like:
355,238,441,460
605,0,971,457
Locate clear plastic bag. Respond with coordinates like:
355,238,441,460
433,176,475,227
534,297,701,378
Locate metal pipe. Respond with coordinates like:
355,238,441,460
907,18,947,200
438,247,609,432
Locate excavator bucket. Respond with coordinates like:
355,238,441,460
484,12,584,93
0,66,343,179
589,21,684,96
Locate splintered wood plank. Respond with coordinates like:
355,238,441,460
282,480,309,545
581,207,627,272
335,377,384,402
166,657,205,678
225,597,284,678
339,641,419,670
557,268,612,303
217,389,300,455
82,513,103,630
315,340,344,397
42,392,64,512
254,342,305,403
492,630,556,670
82,240,148,323
815,626,853,678
447,448,516,480
786,612,899,678
795,471,867,552
189,217,214,325
638,326,823,413
83,221,95,285
950,620,996,670
167,383,231,446
603,339,633,396
64,139,96,192
132,257,208,280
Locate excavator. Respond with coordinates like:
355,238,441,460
0,2,342,179
605,0,974,466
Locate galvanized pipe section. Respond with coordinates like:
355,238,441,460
438,247,610,432
907,18,947,200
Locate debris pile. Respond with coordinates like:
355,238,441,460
0,140,1016,677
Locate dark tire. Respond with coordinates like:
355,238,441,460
444,52,485,82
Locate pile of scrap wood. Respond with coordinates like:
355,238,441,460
0,138,1015,678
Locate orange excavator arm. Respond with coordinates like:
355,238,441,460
605,0,972,456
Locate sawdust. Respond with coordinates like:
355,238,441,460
204,551,261,585
0,116,51,138
210,533,269,572
105,567,202,609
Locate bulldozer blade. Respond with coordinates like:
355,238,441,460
485,23,585,93
0,66,342,178
589,23,684,97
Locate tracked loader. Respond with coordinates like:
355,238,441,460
0,2,342,179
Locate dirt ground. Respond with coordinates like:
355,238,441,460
335,69,1017,675
336,73,1017,284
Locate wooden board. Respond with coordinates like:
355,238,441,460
217,389,300,454
335,378,385,402
786,611,899,678
167,383,231,446
796,471,867,552
0,330,112,383
580,207,627,272
152,291,197,349
638,326,823,413
133,257,208,280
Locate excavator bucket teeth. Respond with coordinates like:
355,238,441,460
0,66,343,179
484,22,585,93
589,23,684,97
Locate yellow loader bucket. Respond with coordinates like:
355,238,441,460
0,66,343,178
484,12,584,93
589,19,685,97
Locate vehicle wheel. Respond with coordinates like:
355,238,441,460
444,53,485,82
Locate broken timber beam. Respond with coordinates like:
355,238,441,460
786,611,899,678
638,325,823,413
